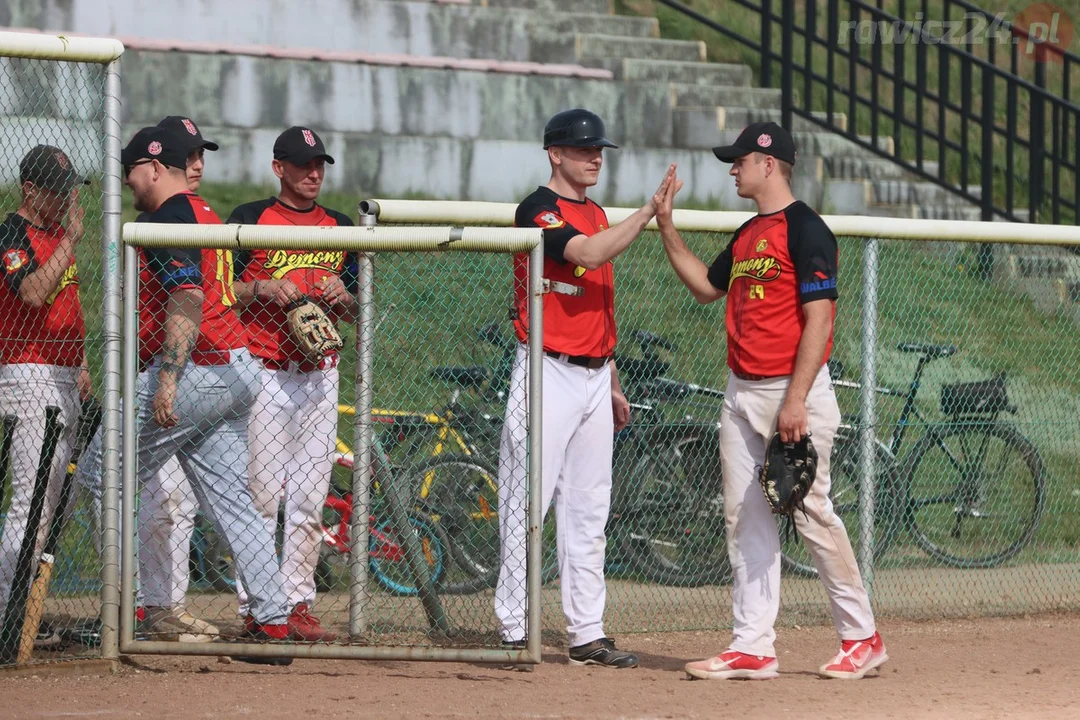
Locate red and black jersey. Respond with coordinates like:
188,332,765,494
707,201,838,377
228,198,356,365
0,213,84,366
138,193,246,364
512,186,615,358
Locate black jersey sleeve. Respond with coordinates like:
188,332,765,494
0,218,40,295
143,196,202,292
514,197,587,264
226,198,274,226
706,217,754,292
786,203,839,303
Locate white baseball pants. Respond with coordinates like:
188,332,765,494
495,345,614,647
721,365,876,657
236,361,338,615
0,364,80,619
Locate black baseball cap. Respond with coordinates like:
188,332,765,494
273,126,335,165
120,126,189,170
156,116,219,152
19,145,90,193
712,121,798,165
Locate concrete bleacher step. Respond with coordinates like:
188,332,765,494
824,179,987,219
673,112,892,156
669,83,782,110
827,156,941,182
621,59,751,86
482,0,612,13
572,34,706,64
871,179,982,206
670,108,846,150
532,14,658,39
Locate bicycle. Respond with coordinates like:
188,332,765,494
780,342,1048,577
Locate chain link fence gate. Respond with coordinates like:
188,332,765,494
0,30,123,669
371,199,1080,636
119,219,545,664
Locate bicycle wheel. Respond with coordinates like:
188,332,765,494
189,514,236,593
619,424,730,587
780,428,901,578
369,512,450,596
903,421,1046,568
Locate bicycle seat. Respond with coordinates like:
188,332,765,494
430,366,489,389
633,329,676,352
897,342,957,358
827,358,845,380
616,356,670,383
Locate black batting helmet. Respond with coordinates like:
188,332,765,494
542,109,619,150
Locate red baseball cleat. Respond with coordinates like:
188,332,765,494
684,649,779,680
287,602,337,643
818,631,889,679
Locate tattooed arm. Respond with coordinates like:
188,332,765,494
153,288,203,427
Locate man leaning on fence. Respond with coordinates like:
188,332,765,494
122,125,296,665
0,146,90,639
653,122,888,681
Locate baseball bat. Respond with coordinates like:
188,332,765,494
0,406,63,665
18,399,102,663
0,415,19,513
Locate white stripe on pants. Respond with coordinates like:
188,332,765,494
495,345,614,647
0,364,80,619
721,365,876,657
237,362,337,615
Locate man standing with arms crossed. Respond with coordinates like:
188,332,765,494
0,145,89,628
122,126,293,664
653,122,887,680
496,108,675,668
227,126,354,643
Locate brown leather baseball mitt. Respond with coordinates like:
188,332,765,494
286,297,343,362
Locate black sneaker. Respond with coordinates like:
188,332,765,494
569,637,639,669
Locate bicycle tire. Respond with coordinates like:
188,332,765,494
417,455,558,595
779,428,901,578
369,512,450,596
619,423,731,588
902,420,1046,568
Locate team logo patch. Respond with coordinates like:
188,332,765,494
757,133,773,148
755,238,768,253
182,118,198,136
535,211,566,230
55,153,70,170
302,129,317,147
148,141,162,156
3,248,29,274
729,256,782,285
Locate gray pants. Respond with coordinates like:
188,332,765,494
137,347,287,625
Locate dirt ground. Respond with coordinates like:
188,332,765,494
2,613,1079,719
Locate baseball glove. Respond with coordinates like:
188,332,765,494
757,432,818,519
286,297,343,362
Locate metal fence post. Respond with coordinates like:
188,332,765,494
350,204,378,638
526,238,544,665
99,56,123,662
858,238,880,597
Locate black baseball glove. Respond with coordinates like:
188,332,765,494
757,432,818,518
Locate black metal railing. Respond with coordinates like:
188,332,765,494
655,0,1080,226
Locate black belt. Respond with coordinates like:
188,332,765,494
545,351,610,370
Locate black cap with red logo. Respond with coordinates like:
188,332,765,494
712,121,797,165
19,145,90,193
273,126,335,165
120,126,189,170
157,116,219,152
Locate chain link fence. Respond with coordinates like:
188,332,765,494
373,200,1080,640
0,33,123,668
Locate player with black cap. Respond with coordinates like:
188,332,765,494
494,108,677,669
122,126,295,664
156,116,219,192
0,145,90,626
224,126,353,643
653,121,887,681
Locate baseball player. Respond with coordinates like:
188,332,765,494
122,126,295,664
0,145,89,626
75,116,221,642
227,126,355,642
654,122,887,680
496,108,676,668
